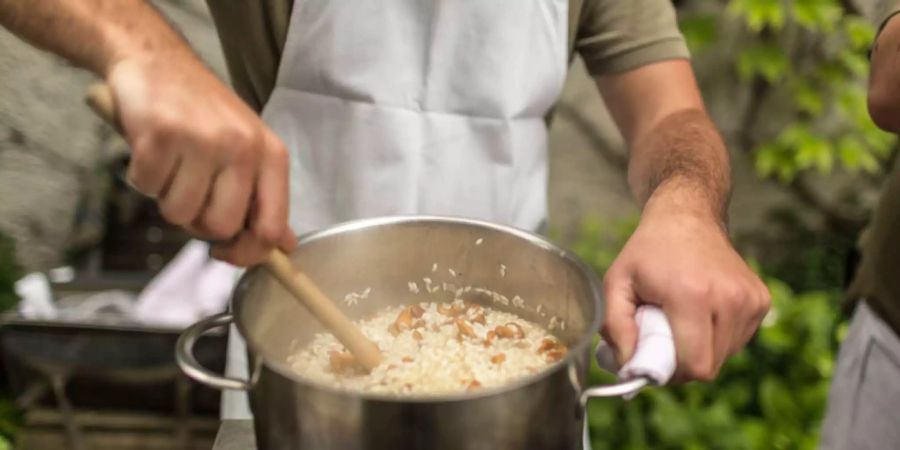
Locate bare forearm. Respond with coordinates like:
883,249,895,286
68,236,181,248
628,108,732,224
0,0,193,76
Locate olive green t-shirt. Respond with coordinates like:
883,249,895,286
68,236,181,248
846,4,900,335
204,0,690,113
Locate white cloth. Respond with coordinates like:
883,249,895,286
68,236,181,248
223,0,569,419
133,240,241,328
15,272,57,319
595,305,676,389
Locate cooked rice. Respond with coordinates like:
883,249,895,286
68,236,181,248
288,299,567,395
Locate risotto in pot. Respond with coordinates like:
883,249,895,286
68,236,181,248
288,299,567,395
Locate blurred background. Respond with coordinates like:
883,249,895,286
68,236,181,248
0,0,894,449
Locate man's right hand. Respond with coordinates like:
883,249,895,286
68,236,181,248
107,55,295,267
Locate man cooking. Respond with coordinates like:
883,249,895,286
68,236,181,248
0,0,770,421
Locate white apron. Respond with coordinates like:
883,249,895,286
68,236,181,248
223,0,569,419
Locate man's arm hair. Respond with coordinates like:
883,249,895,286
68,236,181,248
0,0,193,76
633,108,731,223
596,59,731,224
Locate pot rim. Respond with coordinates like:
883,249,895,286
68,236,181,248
230,215,604,403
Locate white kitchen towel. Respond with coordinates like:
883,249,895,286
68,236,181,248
595,305,676,388
15,272,57,319
133,240,241,328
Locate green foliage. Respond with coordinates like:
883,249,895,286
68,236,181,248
0,233,22,445
728,0,785,32
572,219,845,449
680,15,719,53
737,43,788,83
0,398,19,449
684,0,897,181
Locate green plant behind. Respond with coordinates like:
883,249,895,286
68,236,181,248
0,232,22,446
681,0,895,182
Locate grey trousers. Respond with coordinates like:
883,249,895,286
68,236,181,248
820,301,900,450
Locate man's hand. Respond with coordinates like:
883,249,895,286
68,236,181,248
0,0,295,267
108,56,295,266
601,181,770,381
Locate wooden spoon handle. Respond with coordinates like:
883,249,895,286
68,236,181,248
265,251,381,369
85,83,382,370
86,83,122,133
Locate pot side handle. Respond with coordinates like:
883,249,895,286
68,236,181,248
580,306,675,449
582,305,675,401
176,312,251,391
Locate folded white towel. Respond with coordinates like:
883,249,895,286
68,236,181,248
15,272,57,320
595,305,676,389
133,240,242,328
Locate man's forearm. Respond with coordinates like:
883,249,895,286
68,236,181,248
627,108,732,224
0,0,193,76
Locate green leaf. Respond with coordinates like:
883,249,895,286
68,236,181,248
778,124,812,147
858,150,880,173
791,80,825,115
843,17,877,50
738,43,789,82
837,135,865,171
774,124,833,175
777,161,797,183
680,15,719,53
760,376,801,424
839,50,869,78
745,0,784,31
860,119,897,156
795,134,833,174
648,390,695,442
754,143,782,178
817,62,848,89
729,0,786,31
792,0,842,31
837,86,871,131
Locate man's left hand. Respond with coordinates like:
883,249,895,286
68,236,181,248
601,183,771,382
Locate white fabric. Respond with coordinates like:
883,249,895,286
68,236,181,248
222,0,569,420
595,305,676,389
264,0,568,233
133,240,241,328
15,272,57,320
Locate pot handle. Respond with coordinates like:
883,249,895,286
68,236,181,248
581,306,675,448
583,305,675,401
176,312,251,391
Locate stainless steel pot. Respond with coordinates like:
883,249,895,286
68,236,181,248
176,216,654,449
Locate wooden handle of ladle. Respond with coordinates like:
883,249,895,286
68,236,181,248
85,83,382,370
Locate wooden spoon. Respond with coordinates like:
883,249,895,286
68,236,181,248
85,83,382,370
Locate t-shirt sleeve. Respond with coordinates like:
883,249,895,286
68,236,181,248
876,2,900,35
575,0,690,76
206,0,292,112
